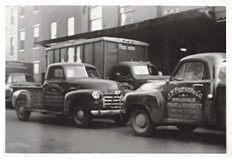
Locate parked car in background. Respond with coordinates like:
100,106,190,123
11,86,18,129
5,73,38,107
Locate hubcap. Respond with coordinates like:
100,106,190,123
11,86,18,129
135,113,147,128
19,106,25,115
77,110,84,120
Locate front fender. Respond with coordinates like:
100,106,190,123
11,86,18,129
124,90,166,125
64,89,103,115
12,90,33,109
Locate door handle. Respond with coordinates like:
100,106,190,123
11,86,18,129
193,84,203,87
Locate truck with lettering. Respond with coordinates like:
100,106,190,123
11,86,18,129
5,60,38,107
123,53,226,136
11,62,127,127
44,37,168,91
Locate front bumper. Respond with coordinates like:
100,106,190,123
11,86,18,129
90,109,122,116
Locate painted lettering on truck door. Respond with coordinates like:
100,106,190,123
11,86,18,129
165,61,210,124
43,66,65,111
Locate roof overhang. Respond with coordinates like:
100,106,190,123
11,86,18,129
35,7,225,48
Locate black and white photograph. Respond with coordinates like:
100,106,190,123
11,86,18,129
2,0,231,158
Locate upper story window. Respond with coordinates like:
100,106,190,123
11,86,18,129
90,6,102,31
33,24,39,48
67,17,74,36
119,6,134,26
10,37,15,56
51,22,57,39
19,29,25,51
11,7,15,25
20,6,25,18
33,6,39,13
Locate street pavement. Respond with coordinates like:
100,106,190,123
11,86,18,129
4,108,226,154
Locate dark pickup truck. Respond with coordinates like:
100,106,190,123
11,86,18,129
123,53,226,136
114,61,170,91
11,63,127,127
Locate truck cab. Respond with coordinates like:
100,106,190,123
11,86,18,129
12,63,127,127
115,61,169,91
123,53,226,136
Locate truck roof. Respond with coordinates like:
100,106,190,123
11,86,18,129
117,61,152,67
46,37,149,51
48,62,96,68
180,52,226,62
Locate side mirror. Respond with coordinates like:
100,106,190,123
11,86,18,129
158,71,163,78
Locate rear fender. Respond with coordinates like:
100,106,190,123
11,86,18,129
12,90,33,109
64,89,103,115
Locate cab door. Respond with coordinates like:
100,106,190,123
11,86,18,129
43,66,66,111
164,61,211,125
115,66,137,91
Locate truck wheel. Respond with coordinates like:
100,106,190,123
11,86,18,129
73,105,91,128
112,115,129,126
16,100,31,121
176,125,198,132
130,107,155,137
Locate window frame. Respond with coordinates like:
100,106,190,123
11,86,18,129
33,24,40,49
119,6,135,26
67,17,75,36
19,29,25,51
89,6,102,31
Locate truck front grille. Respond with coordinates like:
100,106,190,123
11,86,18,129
103,94,123,108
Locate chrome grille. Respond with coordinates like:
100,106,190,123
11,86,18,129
103,94,123,108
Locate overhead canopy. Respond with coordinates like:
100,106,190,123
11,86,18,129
35,8,225,48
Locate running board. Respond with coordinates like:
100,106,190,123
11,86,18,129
28,109,63,115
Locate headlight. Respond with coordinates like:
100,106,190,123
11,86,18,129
114,90,121,95
92,91,100,99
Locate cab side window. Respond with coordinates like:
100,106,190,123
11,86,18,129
117,67,131,78
47,67,65,80
174,61,204,81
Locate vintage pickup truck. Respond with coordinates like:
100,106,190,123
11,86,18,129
114,61,170,91
11,63,127,127
123,53,226,136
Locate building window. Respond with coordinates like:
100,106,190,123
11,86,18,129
11,8,15,25
51,22,57,39
10,37,15,56
67,17,74,36
33,25,39,48
119,6,134,26
90,6,102,31
20,30,25,51
34,6,39,12
20,6,25,17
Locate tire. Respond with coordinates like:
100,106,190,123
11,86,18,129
130,107,155,137
16,100,31,121
112,115,129,126
73,104,91,128
176,125,198,132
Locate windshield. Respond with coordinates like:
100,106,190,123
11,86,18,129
65,66,100,79
219,60,226,83
133,65,150,75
